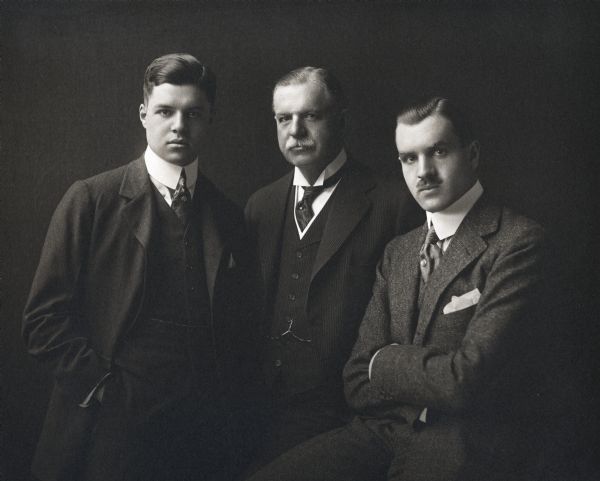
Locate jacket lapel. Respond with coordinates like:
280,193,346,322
119,156,155,251
311,162,374,281
396,228,425,345
260,173,293,298
413,198,500,345
196,174,224,307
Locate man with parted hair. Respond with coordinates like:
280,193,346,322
23,53,258,481
244,66,419,469
246,97,547,481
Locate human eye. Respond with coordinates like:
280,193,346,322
187,110,203,119
303,112,319,121
399,153,416,164
156,109,172,117
433,146,448,157
275,114,291,124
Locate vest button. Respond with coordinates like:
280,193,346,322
291,273,300,280
190,286,195,291
274,359,282,367
296,251,303,258
288,293,296,301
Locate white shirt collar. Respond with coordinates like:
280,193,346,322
293,149,347,187
426,180,484,240
144,146,198,192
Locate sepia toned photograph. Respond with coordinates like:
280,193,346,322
1,1,598,480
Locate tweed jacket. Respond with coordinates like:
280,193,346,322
245,159,420,397
343,195,546,478
22,156,257,481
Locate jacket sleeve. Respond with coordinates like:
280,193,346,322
23,180,109,401
344,223,545,415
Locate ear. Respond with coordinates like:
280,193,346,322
139,103,147,127
468,140,480,170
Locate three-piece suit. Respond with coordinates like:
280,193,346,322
244,158,419,463
23,156,257,481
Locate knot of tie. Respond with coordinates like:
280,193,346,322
295,167,345,232
171,169,191,225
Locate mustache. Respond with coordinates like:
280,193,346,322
416,176,441,189
287,141,315,149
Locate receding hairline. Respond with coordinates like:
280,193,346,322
272,66,347,112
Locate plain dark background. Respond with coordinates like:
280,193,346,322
1,2,598,480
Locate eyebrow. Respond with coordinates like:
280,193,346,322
397,140,450,155
152,104,205,110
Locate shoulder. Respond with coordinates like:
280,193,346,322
56,161,132,211
476,199,545,249
246,171,292,207
346,160,416,210
200,174,242,217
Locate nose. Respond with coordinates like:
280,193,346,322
416,155,435,179
289,115,306,137
171,112,186,133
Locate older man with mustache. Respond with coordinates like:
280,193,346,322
244,66,420,470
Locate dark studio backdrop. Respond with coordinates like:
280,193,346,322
1,1,598,480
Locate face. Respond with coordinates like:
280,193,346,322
396,114,479,213
139,83,212,166
273,81,345,181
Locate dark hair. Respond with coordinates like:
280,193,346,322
273,66,348,111
143,53,216,108
396,97,474,145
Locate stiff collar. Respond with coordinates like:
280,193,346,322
144,146,198,192
426,180,484,240
293,148,347,187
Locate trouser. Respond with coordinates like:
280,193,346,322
243,387,349,476
245,413,540,481
80,367,230,481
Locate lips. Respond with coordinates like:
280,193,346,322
168,139,188,146
417,184,441,193
288,144,314,151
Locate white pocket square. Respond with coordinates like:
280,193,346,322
443,288,481,314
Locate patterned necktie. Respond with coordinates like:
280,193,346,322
419,224,442,284
295,167,345,231
296,186,324,231
171,169,192,225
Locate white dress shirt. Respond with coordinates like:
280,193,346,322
293,149,347,239
426,180,484,252
144,146,198,205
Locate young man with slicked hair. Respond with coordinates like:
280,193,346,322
23,53,257,481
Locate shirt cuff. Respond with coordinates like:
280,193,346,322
79,371,112,408
368,343,400,380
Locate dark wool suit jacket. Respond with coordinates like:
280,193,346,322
343,195,547,480
245,159,420,399
23,157,257,481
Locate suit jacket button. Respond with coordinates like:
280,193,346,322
274,359,282,367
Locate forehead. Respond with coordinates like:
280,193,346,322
395,114,459,151
273,81,333,113
146,83,209,107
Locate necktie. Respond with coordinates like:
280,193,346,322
295,167,345,231
296,186,324,231
419,224,442,284
171,169,192,225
